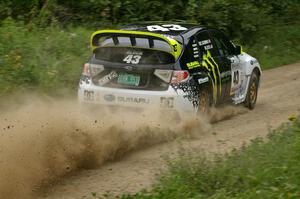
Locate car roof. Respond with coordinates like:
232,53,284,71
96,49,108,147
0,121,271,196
120,22,204,40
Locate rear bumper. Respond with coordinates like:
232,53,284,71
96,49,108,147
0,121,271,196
78,84,196,114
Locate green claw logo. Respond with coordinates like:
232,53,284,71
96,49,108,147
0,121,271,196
201,51,221,103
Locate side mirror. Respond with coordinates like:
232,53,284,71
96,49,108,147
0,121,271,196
234,45,242,55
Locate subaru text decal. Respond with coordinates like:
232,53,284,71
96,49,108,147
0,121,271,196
103,94,116,102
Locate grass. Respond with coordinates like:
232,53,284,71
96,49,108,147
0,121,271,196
245,23,300,69
0,18,91,97
0,19,299,97
114,117,300,199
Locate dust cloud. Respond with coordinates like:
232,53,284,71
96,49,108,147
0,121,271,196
0,94,246,199
209,105,248,123
0,95,202,199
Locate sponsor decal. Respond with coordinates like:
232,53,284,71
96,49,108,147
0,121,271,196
126,51,143,55
231,69,241,94
204,44,213,50
117,97,150,104
201,51,221,104
84,90,94,101
98,71,118,86
192,39,199,58
147,24,187,32
163,34,175,39
233,70,240,85
160,97,174,108
186,61,201,69
103,94,116,102
198,77,209,84
198,39,214,52
102,94,150,104
198,39,211,46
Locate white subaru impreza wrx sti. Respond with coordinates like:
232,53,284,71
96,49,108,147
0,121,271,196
78,23,261,115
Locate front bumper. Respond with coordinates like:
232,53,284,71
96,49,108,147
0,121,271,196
78,84,196,114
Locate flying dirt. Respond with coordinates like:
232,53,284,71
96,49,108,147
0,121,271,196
0,62,300,199
0,95,210,199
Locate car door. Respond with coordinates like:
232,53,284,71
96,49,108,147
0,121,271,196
207,29,239,102
193,30,230,104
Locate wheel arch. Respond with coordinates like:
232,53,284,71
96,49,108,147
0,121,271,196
194,74,214,105
252,67,261,80
251,66,262,90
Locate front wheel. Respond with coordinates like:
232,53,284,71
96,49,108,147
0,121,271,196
244,72,259,110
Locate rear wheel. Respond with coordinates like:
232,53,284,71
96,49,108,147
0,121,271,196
244,72,259,110
197,89,211,114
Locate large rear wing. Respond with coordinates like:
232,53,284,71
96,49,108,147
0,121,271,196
90,30,182,59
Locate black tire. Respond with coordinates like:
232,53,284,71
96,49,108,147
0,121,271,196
244,72,259,110
197,89,211,114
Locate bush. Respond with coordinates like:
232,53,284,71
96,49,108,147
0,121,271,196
0,18,90,96
0,0,299,96
245,23,300,69
1,0,299,34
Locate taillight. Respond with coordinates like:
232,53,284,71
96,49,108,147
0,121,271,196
154,70,190,84
171,70,190,84
82,63,90,76
82,63,104,76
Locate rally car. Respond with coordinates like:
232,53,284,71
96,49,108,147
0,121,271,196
78,23,261,115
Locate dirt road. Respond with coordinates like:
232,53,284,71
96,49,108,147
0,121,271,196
36,62,300,199
1,62,300,199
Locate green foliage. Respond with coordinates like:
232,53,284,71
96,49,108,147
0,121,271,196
0,0,299,96
0,18,90,96
120,118,300,199
1,0,299,32
245,22,300,69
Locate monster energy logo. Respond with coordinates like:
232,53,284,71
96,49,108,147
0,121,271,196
201,51,221,103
